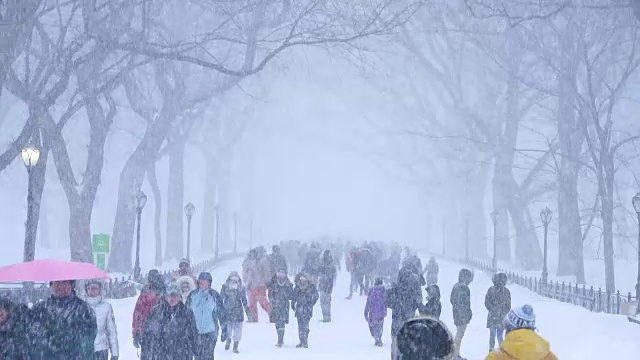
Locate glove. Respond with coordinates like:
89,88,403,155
133,334,141,349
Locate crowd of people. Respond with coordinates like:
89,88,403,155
0,239,559,360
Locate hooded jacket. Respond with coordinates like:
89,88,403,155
450,269,473,326
421,284,442,319
364,285,387,322
132,284,165,339
485,273,511,328
268,274,294,324
291,273,319,320
386,264,423,336
317,252,337,293
185,286,224,335
486,329,558,360
142,300,197,360
220,271,250,322
176,275,196,303
86,295,119,357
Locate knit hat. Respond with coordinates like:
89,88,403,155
396,317,454,360
166,284,181,296
504,304,536,331
198,272,212,284
179,258,190,267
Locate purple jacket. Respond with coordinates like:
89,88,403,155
364,285,387,322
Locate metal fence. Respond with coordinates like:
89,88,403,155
449,256,638,316
0,252,241,303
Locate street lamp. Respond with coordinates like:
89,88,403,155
133,190,147,281
184,202,195,260
214,205,221,259
491,210,499,273
21,145,40,262
632,193,640,313
540,207,553,286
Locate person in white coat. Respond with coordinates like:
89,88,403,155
86,280,119,360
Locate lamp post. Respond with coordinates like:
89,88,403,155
214,205,221,259
632,193,640,313
21,145,40,262
133,190,147,281
540,207,553,286
491,210,499,273
184,202,195,260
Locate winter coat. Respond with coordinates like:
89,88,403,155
142,301,198,360
26,294,97,360
364,285,387,322
86,296,119,356
291,277,319,320
268,253,288,275
133,287,165,338
386,265,423,336
268,275,294,324
485,277,511,329
0,299,26,359
175,275,196,303
486,329,558,360
420,284,441,319
220,273,249,322
451,282,472,326
424,259,439,286
303,247,322,275
243,257,271,289
317,259,337,294
185,288,224,334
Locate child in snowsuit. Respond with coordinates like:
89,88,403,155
364,277,387,346
268,270,294,347
291,272,319,348
220,271,250,353
420,284,442,319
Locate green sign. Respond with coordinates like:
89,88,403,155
95,253,107,270
92,234,110,253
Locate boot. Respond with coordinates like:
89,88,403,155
276,329,284,347
302,332,309,348
233,341,239,353
225,339,231,350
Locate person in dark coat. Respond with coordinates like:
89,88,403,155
386,262,424,360
317,250,337,322
424,257,439,286
420,284,442,320
302,244,322,284
268,270,294,347
144,284,198,360
450,268,474,359
133,269,166,359
0,297,25,359
291,272,319,348
485,272,511,351
26,280,97,360
364,277,387,347
220,271,249,353
185,273,225,360
268,245,289,275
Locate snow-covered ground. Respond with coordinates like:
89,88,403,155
110,256,640,359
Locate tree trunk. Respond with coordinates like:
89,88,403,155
164,138,186,261
38,194,51,249
23,135,48,261
68,201,93,262
468,162,490,258
601,157,616,293
148,162,163,266
506,177,543,270
492,159,512,262
200,152,218,252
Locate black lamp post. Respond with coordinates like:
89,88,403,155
184,202,195,260
214,205,221,259
491,209,499,273
540,207,553,286
133,190,147,280
21,145,40,262
632,193,640,313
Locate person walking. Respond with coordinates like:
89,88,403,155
486,304,558,360
243,249,272,322
185,272,225,360
317,249,337,322
220,271,249,353
484,273,511,351
85,280,119,360
424,257,439,286
268,245,289,275
268,270,294,347
291,273,319,348
450,268,474,360
133,269,166,359
420,284,442,320
364,277,387,347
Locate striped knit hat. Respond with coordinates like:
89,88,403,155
504,304,536,331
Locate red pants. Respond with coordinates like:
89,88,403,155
247,286,271,321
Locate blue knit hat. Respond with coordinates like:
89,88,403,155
505,304,536,330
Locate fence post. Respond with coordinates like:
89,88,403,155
616,291,621,314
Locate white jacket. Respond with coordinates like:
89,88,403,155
87,296,119,356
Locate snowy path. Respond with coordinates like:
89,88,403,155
110,257,640,359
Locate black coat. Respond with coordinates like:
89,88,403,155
317,260,337,294
386,265,423,336
420,298,442,319
303,248,322,275
485,285,511,328
291,282,319,320
268,277,293,324
268,253,288,275
450,282,472,326
26,294,97,360
142,301,198,360
220,283,249,323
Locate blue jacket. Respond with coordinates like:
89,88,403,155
185,288,224,335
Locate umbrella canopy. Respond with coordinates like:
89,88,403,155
0,259,110,283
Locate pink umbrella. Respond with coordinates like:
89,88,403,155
0,259,110,282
